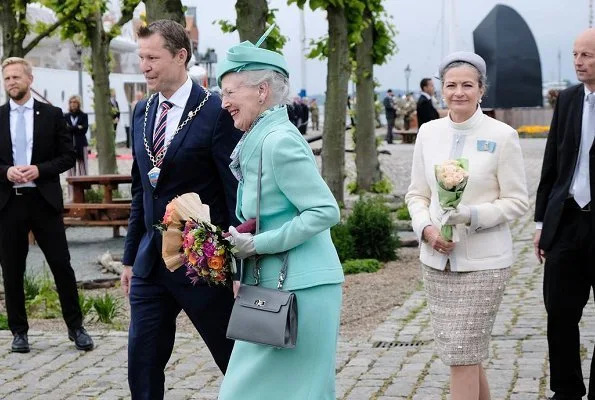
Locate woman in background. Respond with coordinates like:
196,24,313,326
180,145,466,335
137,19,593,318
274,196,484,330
64,95,88,176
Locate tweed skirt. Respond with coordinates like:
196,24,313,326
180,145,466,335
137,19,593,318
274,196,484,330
422,264,511,366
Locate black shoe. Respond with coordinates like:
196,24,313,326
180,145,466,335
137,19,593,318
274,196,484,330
11,333,30,353
68,327,94,351
548,395,582,400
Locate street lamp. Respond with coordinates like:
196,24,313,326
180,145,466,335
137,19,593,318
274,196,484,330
404,64,412,94
73,43,83,107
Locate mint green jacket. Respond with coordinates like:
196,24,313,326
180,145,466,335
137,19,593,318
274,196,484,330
236,107,344,290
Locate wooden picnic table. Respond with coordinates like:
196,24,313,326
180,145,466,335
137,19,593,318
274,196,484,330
66,174,132,203
64,174,132,237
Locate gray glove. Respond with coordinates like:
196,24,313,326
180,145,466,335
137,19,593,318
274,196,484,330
443,204,471,225
227,226,256,259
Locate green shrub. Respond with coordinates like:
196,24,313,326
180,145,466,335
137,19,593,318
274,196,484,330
23,272,40,301
78,292,94,319
347,197,399,261
370,178,392,194
396,205,411,220
331,223,357,262
84,186,104,203
346,181,359,195
343,259,381,274
93,292,121,324
26,271,61,319
0,313,8,330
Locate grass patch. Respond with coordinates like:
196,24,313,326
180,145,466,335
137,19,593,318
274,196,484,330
0,313,8,330
342,259,381,274
92,292,121,324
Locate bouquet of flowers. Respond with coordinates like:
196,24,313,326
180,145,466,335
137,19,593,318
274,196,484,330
157,192,256,286
435,158,469,241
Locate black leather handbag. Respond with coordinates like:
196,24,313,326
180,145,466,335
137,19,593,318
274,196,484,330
225,134,298,349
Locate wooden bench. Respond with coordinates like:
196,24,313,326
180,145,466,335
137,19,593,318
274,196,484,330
63,203,131,237
65,175,133,237
395,130,418,144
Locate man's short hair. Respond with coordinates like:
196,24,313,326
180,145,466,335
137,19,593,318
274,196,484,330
137,20,192,66
387,89,393,93
420,78,432,90
2,57,33,76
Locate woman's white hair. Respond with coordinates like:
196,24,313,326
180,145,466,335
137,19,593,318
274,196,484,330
238,70,292,105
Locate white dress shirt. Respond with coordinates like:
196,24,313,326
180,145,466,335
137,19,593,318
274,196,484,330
10,97,35,188
154,76,193,147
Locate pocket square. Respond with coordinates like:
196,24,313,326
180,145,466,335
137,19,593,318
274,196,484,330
477,139,496,153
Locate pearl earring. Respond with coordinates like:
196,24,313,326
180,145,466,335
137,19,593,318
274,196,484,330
478,99,482,104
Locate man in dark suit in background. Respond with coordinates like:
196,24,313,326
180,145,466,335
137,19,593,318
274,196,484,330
416,78,439,128
534,28,595,400
383,89,396,144
0,57,93,353
120,20,241,399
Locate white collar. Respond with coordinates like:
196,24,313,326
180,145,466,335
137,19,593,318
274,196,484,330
421,92,432,100
10,96,34,111
158,76,192,109
584,85,595,102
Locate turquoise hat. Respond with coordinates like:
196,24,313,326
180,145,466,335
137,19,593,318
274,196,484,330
217,24,289,87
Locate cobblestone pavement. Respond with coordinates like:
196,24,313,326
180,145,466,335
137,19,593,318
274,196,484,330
3,138,594,399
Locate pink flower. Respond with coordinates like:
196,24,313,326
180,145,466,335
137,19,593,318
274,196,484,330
183,232,195,248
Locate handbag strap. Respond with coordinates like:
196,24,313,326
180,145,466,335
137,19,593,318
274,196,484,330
253,131,289,290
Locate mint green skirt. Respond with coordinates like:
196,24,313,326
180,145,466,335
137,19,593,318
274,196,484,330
218,283,342,400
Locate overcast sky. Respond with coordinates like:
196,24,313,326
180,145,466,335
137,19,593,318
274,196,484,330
190,0,590,96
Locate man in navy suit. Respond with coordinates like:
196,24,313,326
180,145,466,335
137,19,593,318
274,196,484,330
120,20,241,399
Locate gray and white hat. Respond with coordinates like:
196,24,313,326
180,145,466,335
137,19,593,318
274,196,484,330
438,51,487,78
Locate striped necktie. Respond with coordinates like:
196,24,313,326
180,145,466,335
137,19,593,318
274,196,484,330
153,101,173,167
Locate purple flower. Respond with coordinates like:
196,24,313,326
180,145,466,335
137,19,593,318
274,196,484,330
203,241,216,257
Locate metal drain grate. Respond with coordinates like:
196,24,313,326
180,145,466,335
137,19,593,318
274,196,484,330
372,340,430,348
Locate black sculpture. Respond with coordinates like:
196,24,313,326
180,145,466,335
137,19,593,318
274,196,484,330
473,4,543,108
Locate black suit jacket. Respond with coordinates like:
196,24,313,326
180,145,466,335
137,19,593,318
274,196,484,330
535,84,595,250
65,111,89,159
122,83,242,278
416,95,439,128
0,100,75,213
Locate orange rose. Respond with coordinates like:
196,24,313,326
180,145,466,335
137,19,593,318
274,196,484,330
207,255,225,270
188,252,198,266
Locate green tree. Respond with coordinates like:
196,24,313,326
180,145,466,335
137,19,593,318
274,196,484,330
144,0,184,25
353,1,396,192
0,0,80,60
58,0,141,174
216,1,287,51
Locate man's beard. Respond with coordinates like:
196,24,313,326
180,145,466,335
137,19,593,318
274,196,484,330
8,88,28,101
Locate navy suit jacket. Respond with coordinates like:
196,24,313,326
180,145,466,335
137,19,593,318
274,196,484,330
122,83,241,278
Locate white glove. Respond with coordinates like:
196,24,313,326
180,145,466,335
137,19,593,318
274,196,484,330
227,226,256,259
443,204,471,225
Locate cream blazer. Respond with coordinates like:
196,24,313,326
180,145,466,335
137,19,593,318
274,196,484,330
405,107,529,272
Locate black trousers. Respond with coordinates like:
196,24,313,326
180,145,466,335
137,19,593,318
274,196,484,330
0,189,82,335
386,116,395,144
128,263,235,400
544,200,595,399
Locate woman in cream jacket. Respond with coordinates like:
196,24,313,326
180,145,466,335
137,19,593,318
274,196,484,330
405,51,528,400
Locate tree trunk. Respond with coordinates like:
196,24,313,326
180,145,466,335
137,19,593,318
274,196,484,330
235,0,267,44
144,0,184,25
89,10,117,174
354,8,381,191
322,5,349,204
0,0,26,59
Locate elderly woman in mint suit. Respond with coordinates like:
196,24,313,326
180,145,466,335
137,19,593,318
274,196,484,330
216,28,345,400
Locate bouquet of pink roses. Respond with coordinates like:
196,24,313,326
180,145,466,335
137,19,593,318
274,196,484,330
435,158,469,241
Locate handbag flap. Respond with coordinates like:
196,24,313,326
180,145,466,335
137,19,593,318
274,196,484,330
236,285,292,313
